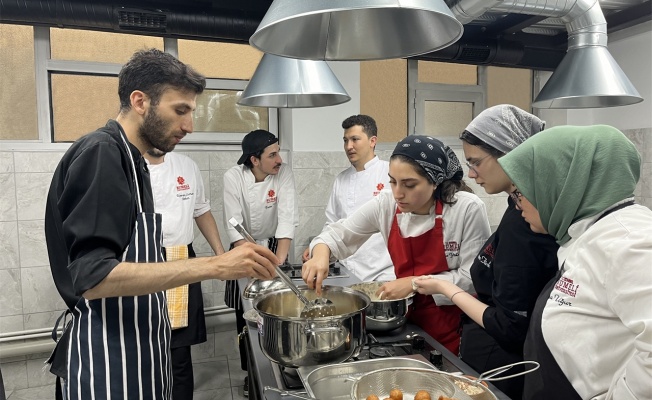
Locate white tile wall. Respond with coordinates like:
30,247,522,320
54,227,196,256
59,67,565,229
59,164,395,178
0,221,20,269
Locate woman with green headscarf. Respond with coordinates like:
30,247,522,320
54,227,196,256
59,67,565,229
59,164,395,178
498,125,652,400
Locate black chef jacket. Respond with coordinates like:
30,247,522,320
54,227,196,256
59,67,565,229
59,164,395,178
471,197,559,352
45,120,154,310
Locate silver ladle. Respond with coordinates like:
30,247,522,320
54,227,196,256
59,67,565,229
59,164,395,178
228,218,336,318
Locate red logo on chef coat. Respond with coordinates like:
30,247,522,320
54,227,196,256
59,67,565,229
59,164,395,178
555,276,579,297
484,243,495,258
266,189,277,204
445,241,460,257
373,183,385,196
176,176,190,191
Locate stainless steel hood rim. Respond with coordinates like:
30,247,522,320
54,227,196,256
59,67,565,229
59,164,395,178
237,53,351,108
238,92,351,108
249,0,464,61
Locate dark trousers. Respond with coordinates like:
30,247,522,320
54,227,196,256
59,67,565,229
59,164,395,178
171,346,194,400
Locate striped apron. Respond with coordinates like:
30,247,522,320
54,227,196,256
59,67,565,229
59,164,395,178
61,132,172,400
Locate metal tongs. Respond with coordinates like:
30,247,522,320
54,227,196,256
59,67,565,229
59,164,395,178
472,360,540,383
228,218,336,318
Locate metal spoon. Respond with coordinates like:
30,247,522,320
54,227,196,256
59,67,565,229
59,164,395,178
228,218,336,318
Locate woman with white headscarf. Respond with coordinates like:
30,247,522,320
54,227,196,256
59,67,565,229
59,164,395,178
498,125,651,400
413,105,559,399
303,135,491,354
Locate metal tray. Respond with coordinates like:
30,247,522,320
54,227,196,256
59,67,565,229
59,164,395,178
297,356,436,400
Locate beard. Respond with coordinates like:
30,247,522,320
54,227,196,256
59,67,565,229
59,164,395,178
139,106,176,153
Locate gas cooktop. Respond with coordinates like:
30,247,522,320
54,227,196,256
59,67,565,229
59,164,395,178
278,261,349,279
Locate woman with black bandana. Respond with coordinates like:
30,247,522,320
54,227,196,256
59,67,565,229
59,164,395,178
414,105,559,399
303,135,490,354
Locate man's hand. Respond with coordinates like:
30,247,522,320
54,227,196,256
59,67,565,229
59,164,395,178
214,242,278,280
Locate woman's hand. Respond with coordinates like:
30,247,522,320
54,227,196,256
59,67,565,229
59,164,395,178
412,275,446,295
376,277,414,300
301,244,331,296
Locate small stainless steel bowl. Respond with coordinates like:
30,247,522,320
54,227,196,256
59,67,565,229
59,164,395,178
348,281,414,332
242,277,287,299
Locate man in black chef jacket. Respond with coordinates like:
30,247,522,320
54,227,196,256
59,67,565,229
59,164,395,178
44,48,279,400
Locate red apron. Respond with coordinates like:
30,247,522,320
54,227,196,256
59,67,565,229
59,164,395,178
387,200,462,354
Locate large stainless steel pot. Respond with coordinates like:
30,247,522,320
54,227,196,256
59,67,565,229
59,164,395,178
348,281,414,332
252,285,370,367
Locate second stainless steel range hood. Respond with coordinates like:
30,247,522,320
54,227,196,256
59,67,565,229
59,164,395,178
238,54,351,108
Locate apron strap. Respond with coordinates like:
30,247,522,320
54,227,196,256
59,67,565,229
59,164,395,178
117,126,143,214
52,309,71,342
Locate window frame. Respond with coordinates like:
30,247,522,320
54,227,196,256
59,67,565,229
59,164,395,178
408,59,487,148
1,26,278,151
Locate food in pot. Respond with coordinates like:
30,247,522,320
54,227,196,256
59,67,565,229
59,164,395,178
436,397,459,400
366,396,380,400
389,388,403,400
414,390,431,400
453,379,485,395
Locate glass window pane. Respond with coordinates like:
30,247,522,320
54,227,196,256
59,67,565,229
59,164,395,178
50,28,163,63
418,61,477,85
423,101,473,138
195,89,268,133
178,41,262,79
0,24,38,140
487,66,532,111
51,74,118,142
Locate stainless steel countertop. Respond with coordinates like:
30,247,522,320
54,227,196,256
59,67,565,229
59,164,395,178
238,266,510,400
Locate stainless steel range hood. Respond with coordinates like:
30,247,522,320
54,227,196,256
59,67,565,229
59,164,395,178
238,54,351,108
249,0,464,61
451,0,643,108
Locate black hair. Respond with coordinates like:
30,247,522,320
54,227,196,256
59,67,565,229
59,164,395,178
459,130,504,158
243,149,265,169
118,48,206,113
342,114,378,138
390,154,474,205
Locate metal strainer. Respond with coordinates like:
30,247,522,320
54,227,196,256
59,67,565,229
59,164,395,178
351,367,457,400
228,217,336,318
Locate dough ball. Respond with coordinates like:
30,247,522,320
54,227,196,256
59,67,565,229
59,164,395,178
414,390,431,400
366,396,380,400
389,388,403,400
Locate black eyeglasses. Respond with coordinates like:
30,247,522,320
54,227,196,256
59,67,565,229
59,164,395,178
465,155,490,174
510,189,523,210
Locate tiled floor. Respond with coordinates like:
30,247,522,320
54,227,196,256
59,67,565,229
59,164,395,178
3,318,246,400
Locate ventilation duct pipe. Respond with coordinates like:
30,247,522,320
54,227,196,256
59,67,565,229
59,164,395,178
0,0,261,44
238,54,351,108
450,0,643,108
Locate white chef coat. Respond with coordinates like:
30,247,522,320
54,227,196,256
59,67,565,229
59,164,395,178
541,200,652,400
147,152,210,247
311,190,490,305
325,156,395,281
223,163,298,245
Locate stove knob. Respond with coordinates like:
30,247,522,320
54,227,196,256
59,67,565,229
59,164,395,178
332,263,341,274
429,349,443,369
412,335,425,350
